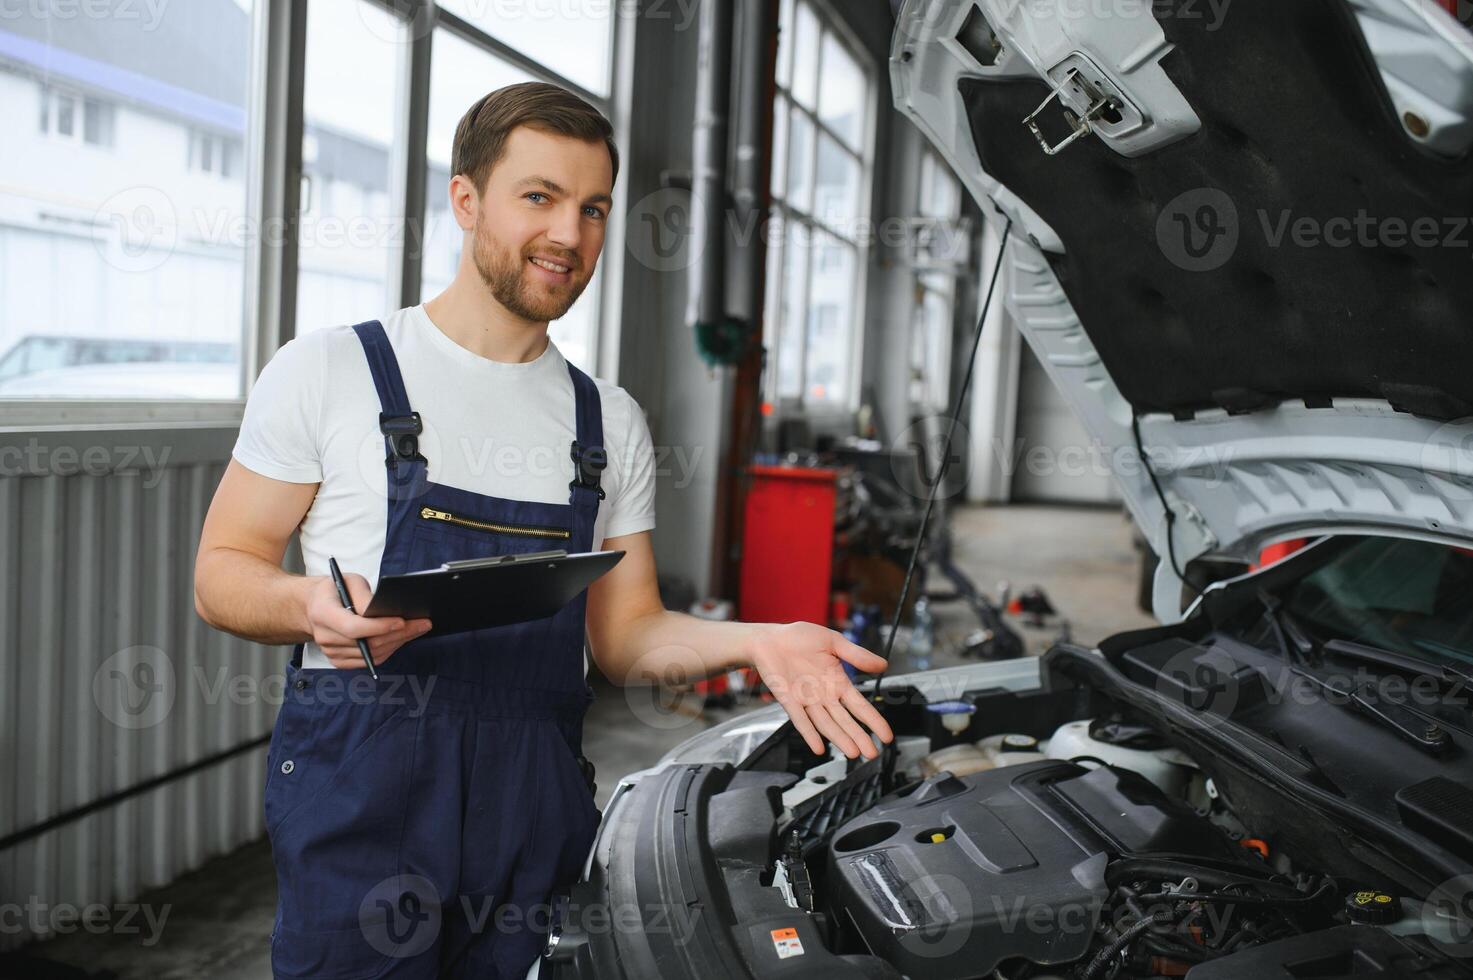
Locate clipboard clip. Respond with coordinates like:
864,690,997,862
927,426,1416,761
381,412,428,468
569,440,607,500
441,550,568,572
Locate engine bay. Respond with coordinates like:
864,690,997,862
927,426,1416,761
736,676,1472,979
551,543,1473,979
549,668,1471,978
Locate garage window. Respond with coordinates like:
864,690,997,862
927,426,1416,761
2,4,256,402
1,0,625,418
436,0,612,98
909,150,964,412
764,0,875,411
294,0,407,339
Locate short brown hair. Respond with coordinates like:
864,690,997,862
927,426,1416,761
451,81,619,193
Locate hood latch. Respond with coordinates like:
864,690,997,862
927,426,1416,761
1023,66,1123,156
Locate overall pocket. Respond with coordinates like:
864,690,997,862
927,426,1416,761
265,683,413,840
405,509,570,574
267,692,439,977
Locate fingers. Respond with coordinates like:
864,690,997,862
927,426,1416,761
825,702,877,760
310,573,404,642
367,621,433,662
841,685,895,744
805,703,860,759
320,619,432,668
835,636,888,674
775,693,825,756
319,606,408,641
772,676,897,759
343,572,374,610
780,695,893,759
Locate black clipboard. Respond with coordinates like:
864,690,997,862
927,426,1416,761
363,549,624,638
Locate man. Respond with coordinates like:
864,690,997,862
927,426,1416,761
195,81,892,978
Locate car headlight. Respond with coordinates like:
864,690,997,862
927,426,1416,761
654,704,788,767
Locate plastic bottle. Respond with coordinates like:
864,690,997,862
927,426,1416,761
910,597,934,671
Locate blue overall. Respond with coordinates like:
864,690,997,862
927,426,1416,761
263,320,604,979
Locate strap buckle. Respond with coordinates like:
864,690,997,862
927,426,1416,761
380,412,426,467
569,440,607,500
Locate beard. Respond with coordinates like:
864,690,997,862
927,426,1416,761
471,218,590,323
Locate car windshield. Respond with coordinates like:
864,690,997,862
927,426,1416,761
1286,537,1473,671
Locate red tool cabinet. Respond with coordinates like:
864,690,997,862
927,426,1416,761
738,465,837,626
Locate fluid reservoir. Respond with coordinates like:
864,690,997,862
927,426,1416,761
978,733,1049,768
1044,720,1197,796
918,743,994,778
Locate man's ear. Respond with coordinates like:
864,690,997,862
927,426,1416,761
448,174,481,232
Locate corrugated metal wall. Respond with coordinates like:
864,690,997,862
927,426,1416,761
0,425,281,950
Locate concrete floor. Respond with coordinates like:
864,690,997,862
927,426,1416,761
5,504,1154,979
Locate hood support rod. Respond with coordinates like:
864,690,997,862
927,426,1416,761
874,215,1014,791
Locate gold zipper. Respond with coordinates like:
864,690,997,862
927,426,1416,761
419,507,571,540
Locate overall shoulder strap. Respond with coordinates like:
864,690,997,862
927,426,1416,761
566,361,606,512
351,320,428,495
352,319,412,416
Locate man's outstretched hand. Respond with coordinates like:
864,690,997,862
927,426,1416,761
746,622,895,760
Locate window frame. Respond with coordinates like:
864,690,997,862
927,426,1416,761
0,0,629,430
39,87,81,144
910,148,965,414
763,0,878,418
189,129,237,179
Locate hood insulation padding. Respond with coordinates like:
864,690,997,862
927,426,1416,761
959,0,1473,422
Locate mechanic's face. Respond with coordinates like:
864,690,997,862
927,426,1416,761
467,126,612,324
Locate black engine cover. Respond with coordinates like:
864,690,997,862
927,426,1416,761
826,761,1231,979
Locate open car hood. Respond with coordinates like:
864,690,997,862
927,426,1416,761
891,0,1473,619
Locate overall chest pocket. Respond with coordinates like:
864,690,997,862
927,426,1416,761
418,506,570,541
408,505,571,571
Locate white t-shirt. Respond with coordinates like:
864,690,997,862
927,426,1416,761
232,304,657,668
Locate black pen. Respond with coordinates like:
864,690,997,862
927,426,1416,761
328,556,379,680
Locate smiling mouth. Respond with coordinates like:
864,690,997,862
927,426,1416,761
528,256,573,275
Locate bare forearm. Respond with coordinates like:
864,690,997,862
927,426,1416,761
594,609,772,686
194,547,318,645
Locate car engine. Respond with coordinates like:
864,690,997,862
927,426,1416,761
757,698,1471,980
551,645,1473,980
823,758,1345,979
